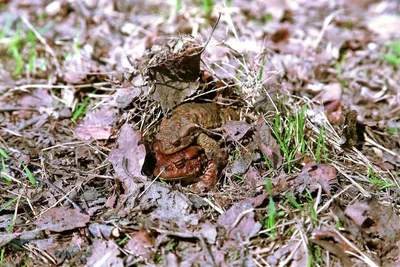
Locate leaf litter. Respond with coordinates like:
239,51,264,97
0,0,399,266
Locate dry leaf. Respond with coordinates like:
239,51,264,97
75,106,117,140
221,120,252,142
125,230,156,260
254,117,282,169
218,201,262,242
33,207,90,232
145,37,204,110
86,240,123,267
108,124,146,194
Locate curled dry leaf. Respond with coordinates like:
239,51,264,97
108,124,146,194
75,106,117,140
145,37,204,110
88,223,115,239
270,164,337,196
340,108,359,148
254,117,282,169
33,207,90,232
313,82,342,104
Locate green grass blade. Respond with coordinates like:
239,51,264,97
24,165,38,188
0,196,18,212
0,148,9,158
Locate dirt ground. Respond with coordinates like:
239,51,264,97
0,0,400,266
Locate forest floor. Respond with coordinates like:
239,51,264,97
0,0,400,266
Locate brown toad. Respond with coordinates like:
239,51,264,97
154,103,238,191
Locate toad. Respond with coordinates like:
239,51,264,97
154,103,238,191
153,141,216,192
156,103,237,156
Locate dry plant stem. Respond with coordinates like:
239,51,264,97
137,171,163,199
230,208,254,230
36,177,88,214
22,244,51,265
312,9,342,49
279,240,302,267
316,184,353,214
21,16,61,73
41,141,84,152
333,164,371,197
23,243,56,265
320,224,379,267
1,172,24,185
8,82,111,93
313,184,322,211
35,184,80,218
201,197,224,214
7,190,37,216
365,135,400,158
253,254,271,267
0,135,9,150
0,107,39,112
13,192,22,225
1,128,22,137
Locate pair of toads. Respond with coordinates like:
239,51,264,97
149,103,238,192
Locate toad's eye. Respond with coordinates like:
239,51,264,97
172,139,181,146
173,159,186,169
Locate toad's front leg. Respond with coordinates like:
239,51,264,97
189,133,228,192
189,159,217,192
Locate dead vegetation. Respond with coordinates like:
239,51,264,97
0,0,400,266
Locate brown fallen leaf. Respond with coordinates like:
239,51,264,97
86,240,123,267
108,124,146,194
271,28,290,43
218,201,262,242
302,163,338,194
254,117,282,169
345,198,400,242
88,223,115,239
145,37,203,110
311,226,358,266
342,198,400,265
221,120,252,142
141,183,200,228
244,166,264,188
367,14,400,39
75,106,117,141
230,142,259,175
266,240,308,266
313,82,342,104
33,207,90,232
125,230,156,260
